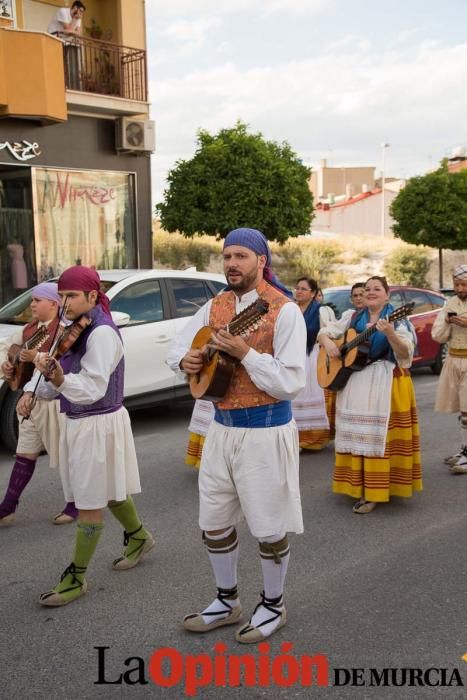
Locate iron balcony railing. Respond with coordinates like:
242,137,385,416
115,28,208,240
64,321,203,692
59,34,147,102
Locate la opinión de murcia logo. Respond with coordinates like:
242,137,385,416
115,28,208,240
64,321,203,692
0,140,41,161
94,645,465,696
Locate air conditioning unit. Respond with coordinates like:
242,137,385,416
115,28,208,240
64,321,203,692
115,118,155,153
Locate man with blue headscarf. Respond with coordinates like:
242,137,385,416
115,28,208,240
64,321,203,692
168,228,306,643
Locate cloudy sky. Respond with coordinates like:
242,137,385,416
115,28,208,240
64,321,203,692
146,0,467,207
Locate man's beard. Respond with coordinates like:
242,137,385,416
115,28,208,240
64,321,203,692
227,266,259,292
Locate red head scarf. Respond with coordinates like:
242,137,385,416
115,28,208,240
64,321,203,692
58,266,111,317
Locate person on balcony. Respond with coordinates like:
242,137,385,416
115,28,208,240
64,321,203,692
47,1,85,37
47,2,86,90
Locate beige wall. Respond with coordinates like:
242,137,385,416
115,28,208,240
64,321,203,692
22,0,59,31
312,188,398,237
119,0,146,50
310,163,375,200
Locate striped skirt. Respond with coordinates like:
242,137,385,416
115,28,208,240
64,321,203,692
332,371,422,501
324,389,336,440
293,347,331,451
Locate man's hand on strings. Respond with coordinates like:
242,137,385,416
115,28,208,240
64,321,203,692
35,353,64,387
210,329,250,361
180,349,204,376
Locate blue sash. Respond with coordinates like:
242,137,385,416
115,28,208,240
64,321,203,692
214,400,292,428
302,300,321,354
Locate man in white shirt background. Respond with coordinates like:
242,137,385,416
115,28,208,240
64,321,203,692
48,2,86,90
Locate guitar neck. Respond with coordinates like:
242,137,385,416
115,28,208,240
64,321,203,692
342,306,411,353
24,327,47,350
227,300,269,336
343,324,377,353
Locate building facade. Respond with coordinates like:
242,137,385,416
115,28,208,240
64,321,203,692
312,181,405,237
0,0,153,306
309,159,376,202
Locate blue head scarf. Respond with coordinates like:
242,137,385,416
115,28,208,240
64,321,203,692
223,228,293,299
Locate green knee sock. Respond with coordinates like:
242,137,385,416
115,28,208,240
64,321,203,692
108,497,150,561
53,521,104,601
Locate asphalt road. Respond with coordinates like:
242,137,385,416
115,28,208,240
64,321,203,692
0,371,466,699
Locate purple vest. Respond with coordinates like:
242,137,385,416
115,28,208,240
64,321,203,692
59,305,124,418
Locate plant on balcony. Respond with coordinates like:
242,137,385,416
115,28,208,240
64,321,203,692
84,18,112,41
79,51,120,96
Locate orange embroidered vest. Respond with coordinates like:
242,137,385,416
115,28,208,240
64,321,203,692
209,279,289,409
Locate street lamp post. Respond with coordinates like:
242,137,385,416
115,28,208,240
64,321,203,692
381,143,390,236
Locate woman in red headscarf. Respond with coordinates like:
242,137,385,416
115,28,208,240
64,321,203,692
21,266,155,607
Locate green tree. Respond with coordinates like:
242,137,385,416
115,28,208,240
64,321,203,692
155,121,314,243
390,165,467,286
383,247,431,288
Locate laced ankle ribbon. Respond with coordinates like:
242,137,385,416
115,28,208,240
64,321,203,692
184,586,238,622
237,591,283,637
122,524,146,557
40,562,86,601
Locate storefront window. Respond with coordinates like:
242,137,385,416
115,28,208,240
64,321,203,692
0,166,35,307
31,167,136,281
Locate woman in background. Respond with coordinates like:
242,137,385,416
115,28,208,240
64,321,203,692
292,277,335,451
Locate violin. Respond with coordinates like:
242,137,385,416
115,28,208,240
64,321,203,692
21,315,92,420
41,315,92,379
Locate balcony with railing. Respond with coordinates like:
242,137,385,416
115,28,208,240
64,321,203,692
60,34,147,102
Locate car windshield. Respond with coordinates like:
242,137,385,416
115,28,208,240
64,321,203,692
0,289,34,324
322,289,351,318
0,280,116,324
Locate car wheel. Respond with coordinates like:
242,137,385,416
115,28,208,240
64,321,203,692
431,344,446,375
0,389,21,452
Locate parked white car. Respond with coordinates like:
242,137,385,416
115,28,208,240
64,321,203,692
0,268,226,451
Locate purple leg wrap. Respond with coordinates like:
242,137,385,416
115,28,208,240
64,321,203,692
62,501,79,519
0,456,36,517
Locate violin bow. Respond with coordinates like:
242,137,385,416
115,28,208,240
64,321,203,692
21,295,69,422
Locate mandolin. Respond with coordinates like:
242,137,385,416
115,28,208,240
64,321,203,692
6,326,49,391
317,302,415,391
189,299,270,401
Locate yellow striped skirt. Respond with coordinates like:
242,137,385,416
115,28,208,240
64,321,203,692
299,427,330,451
332,372,422,501
325,389,336,440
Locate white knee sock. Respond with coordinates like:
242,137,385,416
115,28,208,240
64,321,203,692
250,534,289,636
201,527,240,622
461,415,467,448
258,533,290,599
